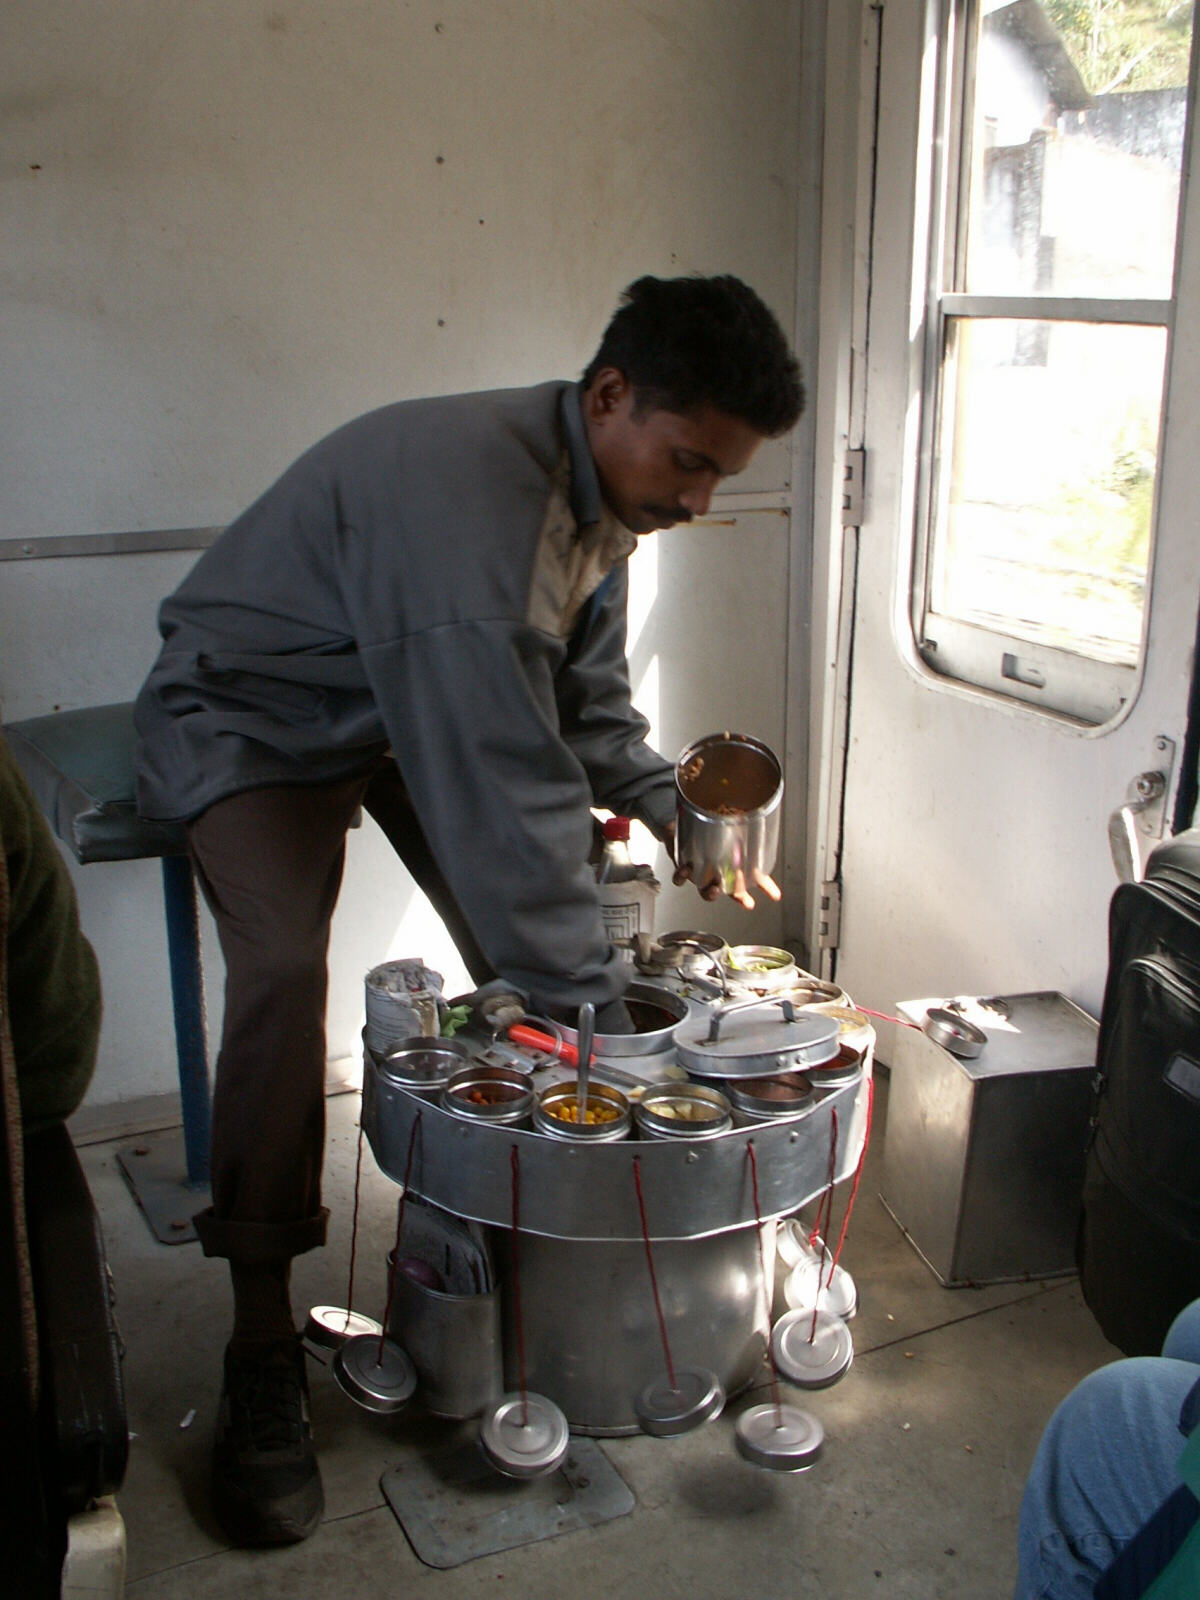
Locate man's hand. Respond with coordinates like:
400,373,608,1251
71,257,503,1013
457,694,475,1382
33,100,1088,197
662,817,780,908
672,857,782,910
456,982,527,1033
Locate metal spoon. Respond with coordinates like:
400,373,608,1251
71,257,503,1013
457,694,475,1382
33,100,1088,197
576,1001,595,1125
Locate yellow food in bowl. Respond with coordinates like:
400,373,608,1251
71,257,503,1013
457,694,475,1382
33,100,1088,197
549,1099,620,1125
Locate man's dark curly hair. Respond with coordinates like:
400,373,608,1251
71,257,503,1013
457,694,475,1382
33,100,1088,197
582,274,804,438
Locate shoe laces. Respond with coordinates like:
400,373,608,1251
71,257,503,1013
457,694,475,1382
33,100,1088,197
225,1345,307,1452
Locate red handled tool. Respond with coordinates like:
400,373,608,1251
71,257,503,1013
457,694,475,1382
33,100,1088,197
506,1024,595,1068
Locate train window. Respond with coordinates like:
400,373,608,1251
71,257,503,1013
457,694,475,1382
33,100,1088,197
914,0,1194,724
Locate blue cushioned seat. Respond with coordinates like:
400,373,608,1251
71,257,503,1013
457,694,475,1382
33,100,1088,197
4,702,186,865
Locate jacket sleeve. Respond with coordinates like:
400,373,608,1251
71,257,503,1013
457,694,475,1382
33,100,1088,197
0,735,102,1132
358,620,631,1014
553,563,677,836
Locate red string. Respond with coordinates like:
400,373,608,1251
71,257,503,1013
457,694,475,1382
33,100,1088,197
745,1140,783,1424
825,1072,876,1285
809,1108,839,1344
632,1156,678,1394
854,1004,922,1031
342,1115,367,1334
378,1110,422,1362
509,1145,529,1426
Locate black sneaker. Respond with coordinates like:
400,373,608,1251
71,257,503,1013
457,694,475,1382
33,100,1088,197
211,1336,324,1546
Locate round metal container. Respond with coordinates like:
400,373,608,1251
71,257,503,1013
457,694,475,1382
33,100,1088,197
736,1401,824,1471
639,930,730,983
805,1042,865,1088
304,1305,383,1350
549,981,689,1057
722,945,798,993
332,1333,417,1414
771,1307,854,1389
924,1008,988,1058
479,1392,569,1479
634,1367,725,1436
634,1082,732,1140
674,998,841,1080
533,1080,632,1141
441,1064,534,1127
725,1072,816,1126
675,733,783,896
380,1036,471,1099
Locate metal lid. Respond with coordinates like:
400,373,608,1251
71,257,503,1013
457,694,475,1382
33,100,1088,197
783,1257,858,1321
479,1392,569,1478
634,1367,725,1436
771,1308,854,1389
332,1333,417,1414
674,998,841,1079
735,1402,825,1471
776,1219,821,1269
304,1304,383,1350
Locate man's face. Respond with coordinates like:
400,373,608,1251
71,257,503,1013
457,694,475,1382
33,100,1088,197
583,369,767,534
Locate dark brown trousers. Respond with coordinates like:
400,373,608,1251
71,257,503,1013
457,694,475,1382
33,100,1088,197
188,757,493,1265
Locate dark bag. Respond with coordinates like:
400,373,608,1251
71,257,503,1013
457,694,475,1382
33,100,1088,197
1078,830,1200,1356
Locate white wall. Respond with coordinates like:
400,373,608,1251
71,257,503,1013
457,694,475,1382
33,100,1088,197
1,0,811,1113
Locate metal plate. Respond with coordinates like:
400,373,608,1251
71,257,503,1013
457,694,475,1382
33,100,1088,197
380,1436,634,1569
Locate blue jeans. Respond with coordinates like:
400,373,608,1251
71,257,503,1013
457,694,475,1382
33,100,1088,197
1015,1299,1200,1599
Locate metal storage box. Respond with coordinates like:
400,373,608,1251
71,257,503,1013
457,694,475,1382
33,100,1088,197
880,991,1098,1286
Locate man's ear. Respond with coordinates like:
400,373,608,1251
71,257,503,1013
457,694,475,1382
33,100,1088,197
583,367,632,423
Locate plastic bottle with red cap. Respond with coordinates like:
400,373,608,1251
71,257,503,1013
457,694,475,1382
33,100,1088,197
597,815,639,884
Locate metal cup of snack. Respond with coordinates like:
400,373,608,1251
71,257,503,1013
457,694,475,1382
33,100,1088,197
675,733,783,897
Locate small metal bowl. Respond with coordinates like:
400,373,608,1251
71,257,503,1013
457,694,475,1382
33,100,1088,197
723,945,799,993
533,1080,631,1141
725,1072,816,1125
379,1036,471,1098
634,1082,732,1139
441,1065,534,1126
924,1009,987,1059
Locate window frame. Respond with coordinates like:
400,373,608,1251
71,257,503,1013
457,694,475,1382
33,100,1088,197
910,0,1183,726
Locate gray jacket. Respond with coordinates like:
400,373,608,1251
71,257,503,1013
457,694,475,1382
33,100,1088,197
134,380,676,1009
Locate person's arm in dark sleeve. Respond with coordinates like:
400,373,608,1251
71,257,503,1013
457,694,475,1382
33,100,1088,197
553,563,676,838
0,733,101,1132
360,620,629,1015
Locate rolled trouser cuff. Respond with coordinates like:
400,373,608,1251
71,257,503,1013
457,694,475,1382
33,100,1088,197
193,1206,330,1263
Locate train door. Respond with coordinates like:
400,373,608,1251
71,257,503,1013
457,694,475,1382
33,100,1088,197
806,0,1200,1029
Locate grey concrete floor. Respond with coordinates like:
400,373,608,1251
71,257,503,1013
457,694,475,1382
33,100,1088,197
80,1076,1119,1599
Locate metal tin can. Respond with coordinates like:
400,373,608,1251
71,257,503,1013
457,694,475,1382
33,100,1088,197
380,1036,471,1100
725,1072,816,1126
723,945,799,994
634,1082,733,1139
440,1065,534,1127
533,1081,631,1141
675,733,783,895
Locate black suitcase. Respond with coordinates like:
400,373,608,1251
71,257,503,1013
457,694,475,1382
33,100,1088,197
1078,829,1200,1356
